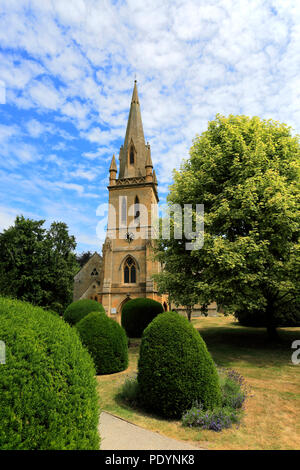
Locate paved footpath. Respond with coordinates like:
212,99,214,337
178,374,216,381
99,412,204,450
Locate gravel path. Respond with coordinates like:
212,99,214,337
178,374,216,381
99,411,204,450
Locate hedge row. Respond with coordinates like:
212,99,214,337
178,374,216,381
0,297,100,450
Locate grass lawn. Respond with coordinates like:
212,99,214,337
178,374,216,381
97,315,300,450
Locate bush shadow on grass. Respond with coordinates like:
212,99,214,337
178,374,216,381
196,323,300,367
114,388,179,425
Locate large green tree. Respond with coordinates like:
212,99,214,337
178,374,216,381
154,115,300,339
0,216,78,313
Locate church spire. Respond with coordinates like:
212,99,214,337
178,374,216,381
118,81,147,178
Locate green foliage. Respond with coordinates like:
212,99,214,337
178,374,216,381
155,115,300,338
0,297,100,450
236,305,300,327
0,216,79,313
46,308,60,317
121,297,164,337
76,311,128,375
76,251,94,269
118,376,140,406
182,403,240,432
63,299,105,325
137,311,221,418
182,368,248,432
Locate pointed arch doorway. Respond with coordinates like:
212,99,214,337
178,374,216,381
117,296,131,323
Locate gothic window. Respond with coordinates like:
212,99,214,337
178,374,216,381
124,256,137,284
121,197,127,225
91,268,98,276
134,195,140,220
130,146,134,164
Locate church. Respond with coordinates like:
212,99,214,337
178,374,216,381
73,81,219,321
73,81,169,322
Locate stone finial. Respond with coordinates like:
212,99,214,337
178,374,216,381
145,149,153,168
109,154,117,185
109,154,117,172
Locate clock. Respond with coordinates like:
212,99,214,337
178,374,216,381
125,231,134,243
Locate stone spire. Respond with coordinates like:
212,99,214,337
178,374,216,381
109,154,117,172
145,143,153,182
153,169,157,185
109,154,117,185
118,81,148,178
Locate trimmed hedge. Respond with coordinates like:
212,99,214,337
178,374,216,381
0,297,100,450
63,299,105,325
137,311,222,419
76,311,128,375
121,298,164,338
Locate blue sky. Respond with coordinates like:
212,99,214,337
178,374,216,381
0,0,299,253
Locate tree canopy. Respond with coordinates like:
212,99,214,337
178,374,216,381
0,216,78,313
76,251,93,268
154,115,300,338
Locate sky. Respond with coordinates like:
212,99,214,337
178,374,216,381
0,0,299,253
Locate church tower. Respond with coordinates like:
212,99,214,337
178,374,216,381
100,81,167,321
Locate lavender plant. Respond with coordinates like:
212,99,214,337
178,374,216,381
182,368,249,432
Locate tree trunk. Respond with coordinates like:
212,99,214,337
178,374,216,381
186,306,192,322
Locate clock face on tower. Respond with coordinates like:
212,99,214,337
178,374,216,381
125,231,134,243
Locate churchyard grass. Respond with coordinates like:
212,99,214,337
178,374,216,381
97,315,300,450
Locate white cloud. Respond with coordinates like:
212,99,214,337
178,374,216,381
0,206,18,232
82,147,111,160
1,0,300,251
54,181,84,195
26,119,45,138
28,80,63,111
70,167,96,181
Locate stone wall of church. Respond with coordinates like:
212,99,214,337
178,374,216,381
73,253,102,301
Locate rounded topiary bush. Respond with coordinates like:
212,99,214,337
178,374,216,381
76,311,128,375
63,299,105,325
0,297,100,450
137,311,222,419
121,297,164,338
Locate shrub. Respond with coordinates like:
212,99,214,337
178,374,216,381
76,311,128,375
118,376,140,407
182,403,239,432
137,311,222,418
121,297,164,337
46,309,60,317
0,297,100,450
220,368,248,410
63,299,105,325
182,368,249,432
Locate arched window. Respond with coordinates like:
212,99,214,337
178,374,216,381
130,146,134,164
124,256,136,283
134,195,140,220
